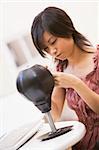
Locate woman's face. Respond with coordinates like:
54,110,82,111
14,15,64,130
43,31,75,60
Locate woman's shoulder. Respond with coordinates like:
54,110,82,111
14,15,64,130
94,45,99,67
86,46,99,84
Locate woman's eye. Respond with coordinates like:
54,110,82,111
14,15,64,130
51,39,57,45
44,47,49,52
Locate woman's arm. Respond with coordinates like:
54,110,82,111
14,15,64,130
73,79,99,114
51,87,66,121
53,72,99,114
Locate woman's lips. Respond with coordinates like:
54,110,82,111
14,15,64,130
56,54,61,58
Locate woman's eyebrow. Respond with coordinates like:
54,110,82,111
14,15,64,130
48,36,53,43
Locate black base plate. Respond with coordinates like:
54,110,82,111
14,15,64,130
38,125,73,141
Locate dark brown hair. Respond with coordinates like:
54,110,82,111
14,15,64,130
31,7,92,61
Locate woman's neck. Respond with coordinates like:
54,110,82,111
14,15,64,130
66,45,95,78
67,44,94,66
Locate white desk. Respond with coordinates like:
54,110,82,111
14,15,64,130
20,121,86,150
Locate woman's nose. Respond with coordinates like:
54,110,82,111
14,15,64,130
49,47,57,56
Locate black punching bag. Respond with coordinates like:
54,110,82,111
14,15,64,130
16,65,54,113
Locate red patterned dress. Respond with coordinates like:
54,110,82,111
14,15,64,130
56,48,99,150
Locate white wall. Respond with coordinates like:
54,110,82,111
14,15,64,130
0,0,99,136
1,0,98,45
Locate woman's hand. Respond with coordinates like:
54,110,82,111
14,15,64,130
53,72,99,114
53,72,81,89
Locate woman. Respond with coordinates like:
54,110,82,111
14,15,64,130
31,7,99,150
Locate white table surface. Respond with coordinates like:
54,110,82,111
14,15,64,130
19,121,86,150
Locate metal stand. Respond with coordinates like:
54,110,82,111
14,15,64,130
45,111,57,133
38,111,73,141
